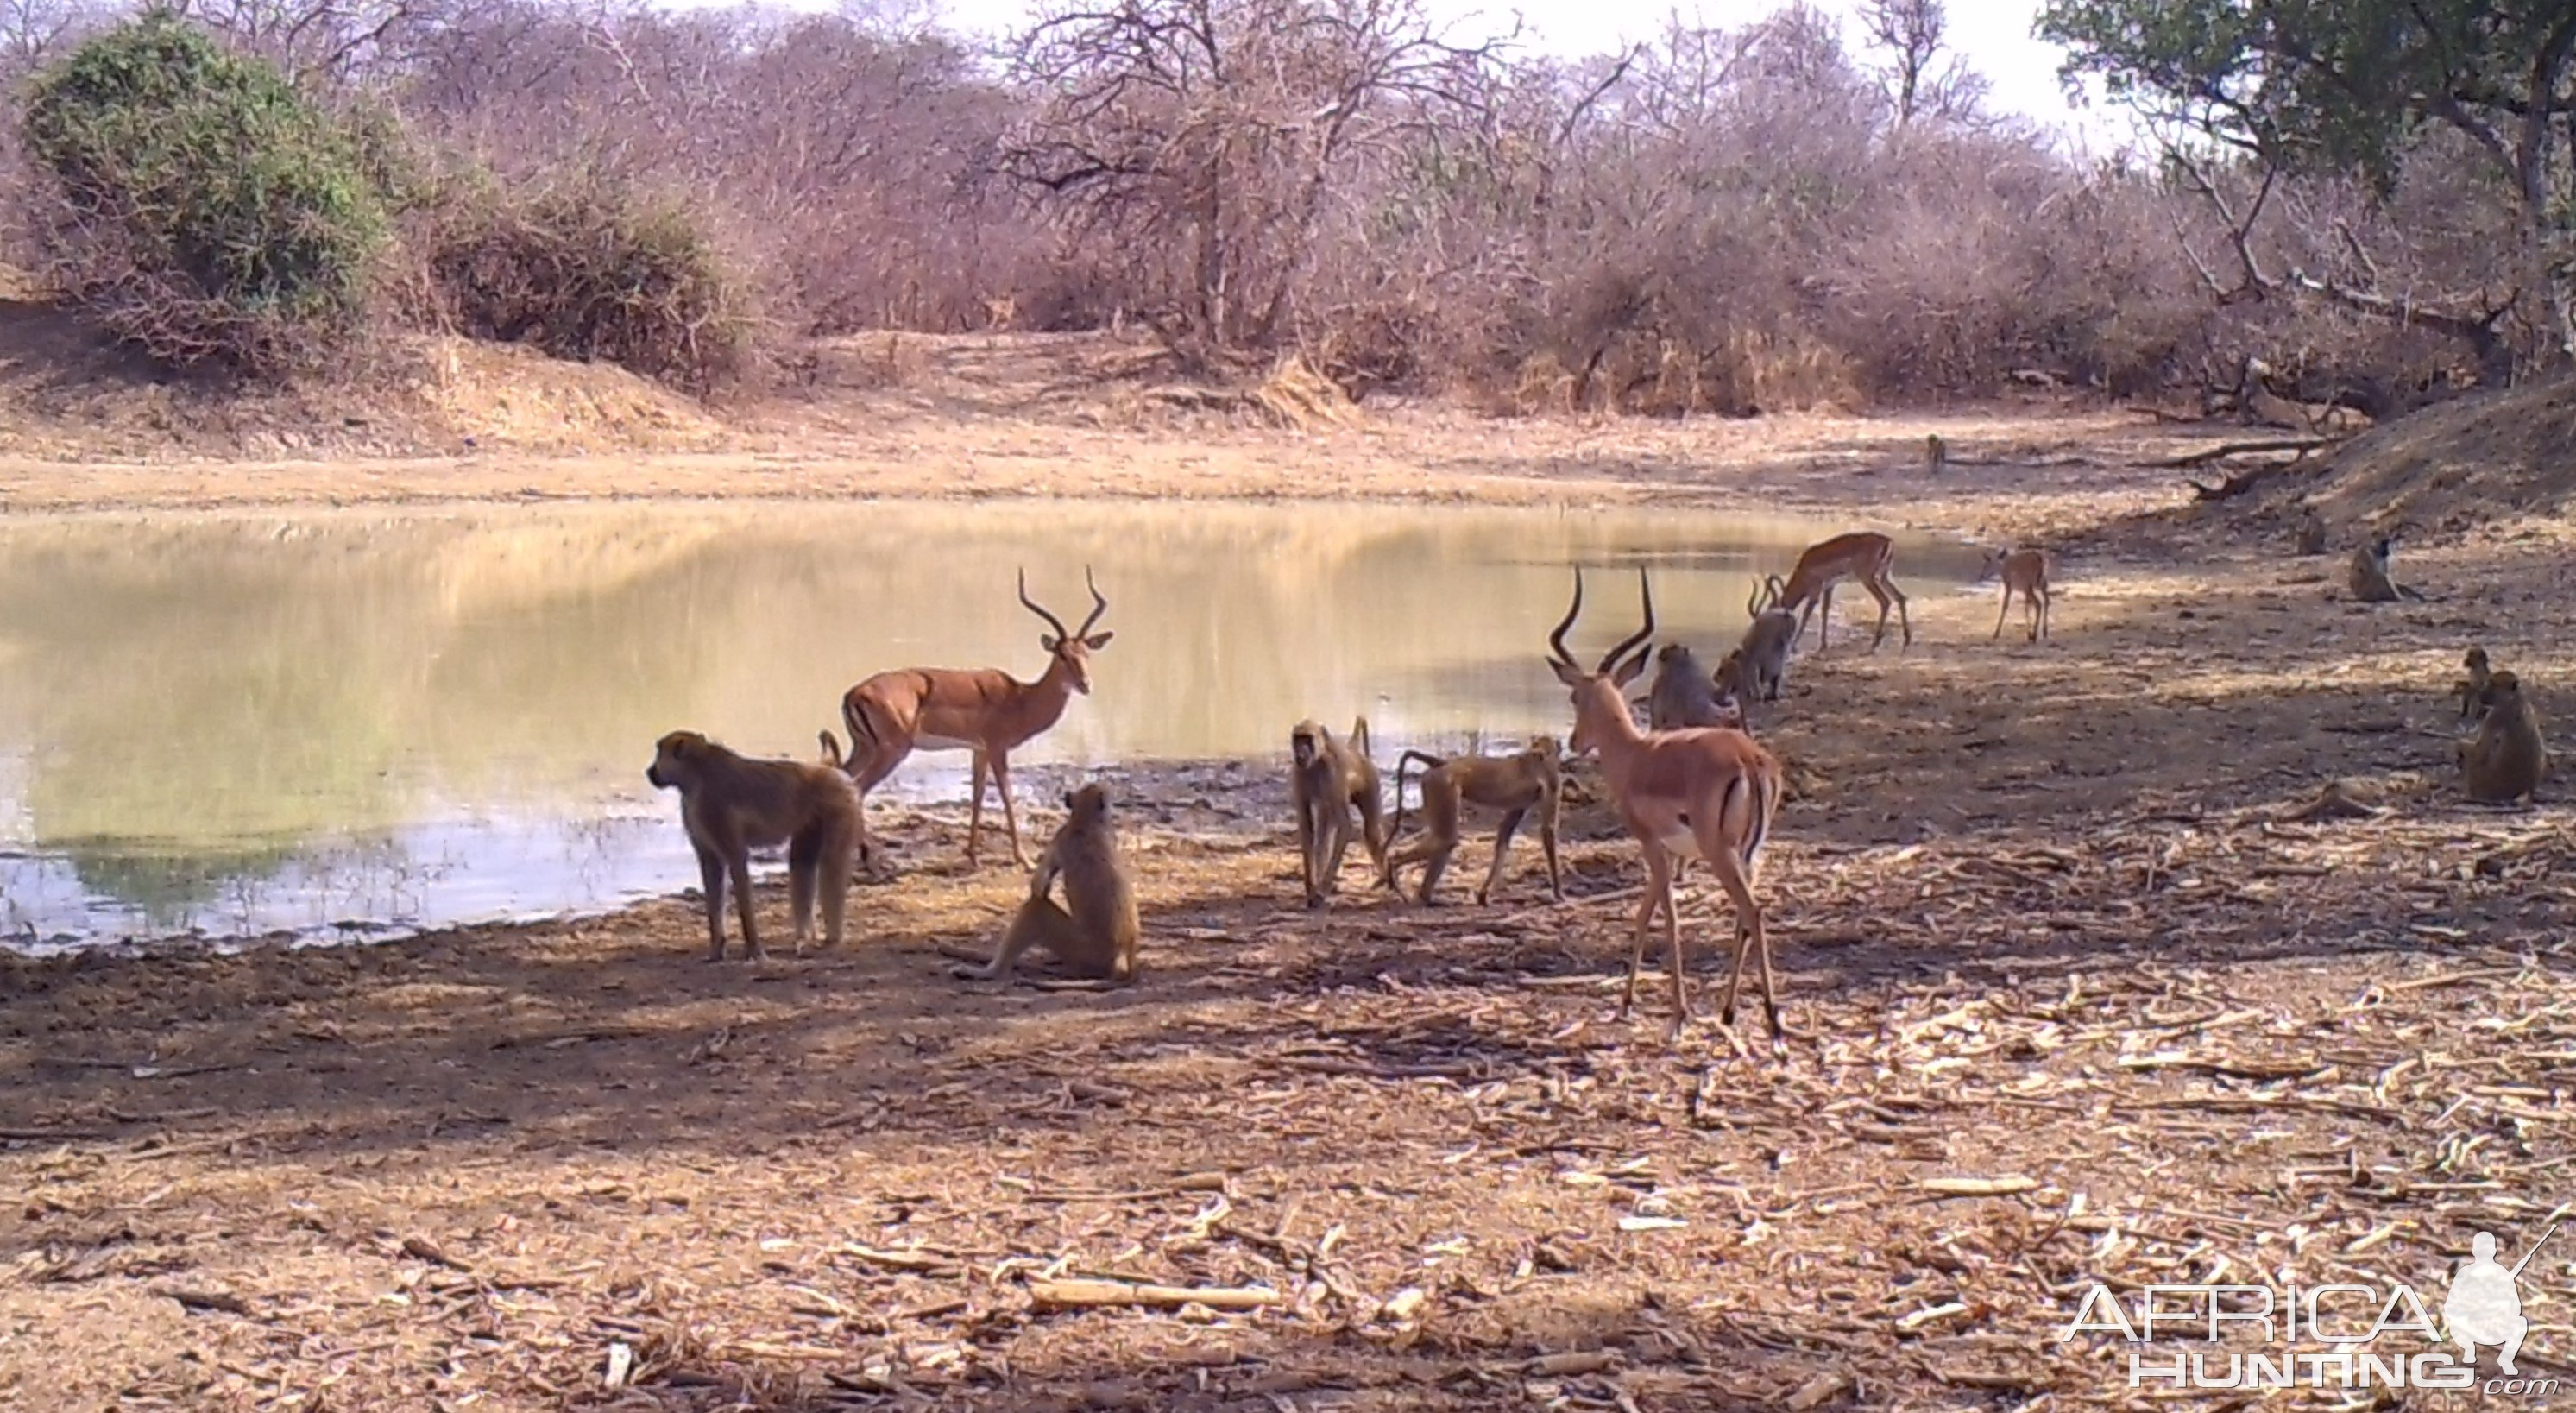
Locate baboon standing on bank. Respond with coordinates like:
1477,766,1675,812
1288,717,1388,908
1381,739,1565,905
646,730,864,962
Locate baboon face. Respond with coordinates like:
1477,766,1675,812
2466,647,2490,671
1655,642,1690,666
1527,735,1562,760
2489,671,2522,708
646,730,706,789
1289,721,1324,769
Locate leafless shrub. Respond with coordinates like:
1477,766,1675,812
0,0,2546,413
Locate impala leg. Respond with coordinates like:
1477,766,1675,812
2033,584,2050,641
1862,575,1895,653
1660,856,1689,1041
1817,584,1834,650
1993,583,2011,640
1705,840,1776,1041
1540,816,1563,902
963,751,991,866
1622,846,1673,1022
990,753,1028,868
1884,571,1912,648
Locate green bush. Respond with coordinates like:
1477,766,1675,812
21,11,387,373
423,166,753,394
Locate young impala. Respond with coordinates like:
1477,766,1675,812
1982,546,2051,641
837,568,1113,869
1546,566,1790,1042
1773,531,1910,652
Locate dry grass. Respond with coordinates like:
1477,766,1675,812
6,332,2576,1410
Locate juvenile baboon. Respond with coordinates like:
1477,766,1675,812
646,730,865,962
1734,578,1800,701
2460,672,2546,804
2455,647,2496,723
2294,506,2328,557
1647,642,1736,729
1381,739,1565,905
2347,535,2425,603
962,783,1139,982
1288,716,1388,908
1925,433,1947,472
1981,546,2052,642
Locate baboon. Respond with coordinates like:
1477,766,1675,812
2455,647,2496,723
1982,546,2052,642
1381,739,1565,905
1288,716,1389,908
962,783,1139,983
2347,535,2425,603
646,730,864,962
1647,642,1737,729
2294,506,2328,556
1925,433,1946,472
1734,578,1800,701
2460,672,2546,804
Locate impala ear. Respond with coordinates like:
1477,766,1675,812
1610,650,1651,688
1041,633,1062,653
1546,658,1586,687
1084,630,1114,649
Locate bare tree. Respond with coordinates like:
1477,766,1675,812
1001,0,1510,352
1853,0,1983,130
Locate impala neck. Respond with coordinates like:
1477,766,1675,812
1581,681,1650,778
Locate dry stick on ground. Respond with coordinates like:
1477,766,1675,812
1027,1277,1284,1310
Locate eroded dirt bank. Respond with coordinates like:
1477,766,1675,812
6,396,2576,1411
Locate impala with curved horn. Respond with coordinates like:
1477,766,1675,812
1546,566,1789,1042
836,567,1113,869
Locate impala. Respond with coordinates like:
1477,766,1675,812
1981,546,2051,641
838,568,1113,869
1773,531,1910,652
1546,566,1790,1042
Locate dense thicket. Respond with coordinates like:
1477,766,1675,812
0,0,2554,407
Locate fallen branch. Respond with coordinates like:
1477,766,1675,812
1028,1277,1284,1310
2151,438,2329,469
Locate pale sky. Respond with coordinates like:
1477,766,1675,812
709,0,2134,148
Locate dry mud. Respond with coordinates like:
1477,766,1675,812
5,361,2576,1410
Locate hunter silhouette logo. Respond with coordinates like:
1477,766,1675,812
2447,1223,2555,1375
2058,1214,2567,1394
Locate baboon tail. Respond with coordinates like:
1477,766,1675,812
1351,715,1371,757
818,729,843,770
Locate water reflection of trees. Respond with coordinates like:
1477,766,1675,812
0,501,1974,924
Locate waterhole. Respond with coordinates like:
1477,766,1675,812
0,500,1985,951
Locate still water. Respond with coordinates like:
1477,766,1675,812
0,500,1984,950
